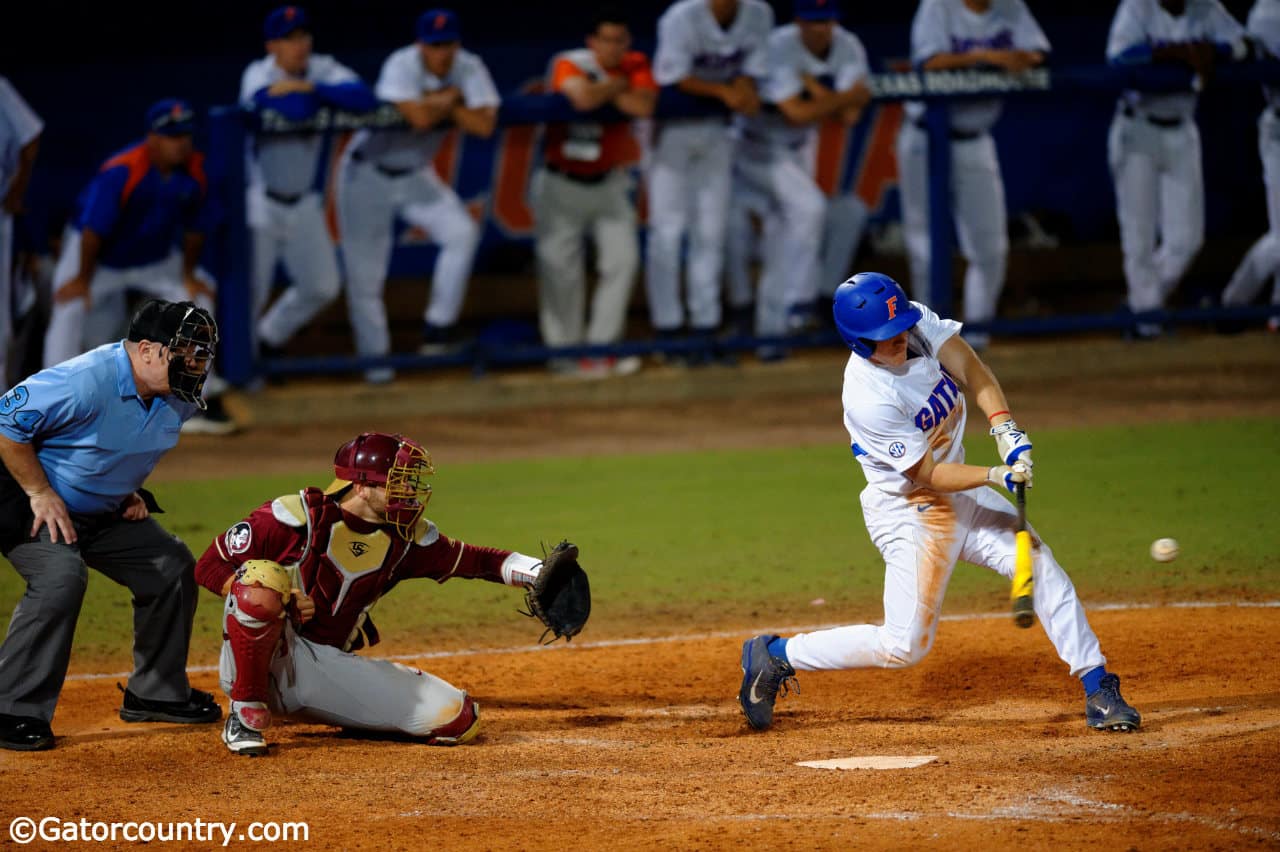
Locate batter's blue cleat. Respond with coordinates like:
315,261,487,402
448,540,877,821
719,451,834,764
1086,674,1141,732
738,635,799,731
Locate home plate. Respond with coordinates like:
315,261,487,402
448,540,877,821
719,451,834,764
796,756,937,771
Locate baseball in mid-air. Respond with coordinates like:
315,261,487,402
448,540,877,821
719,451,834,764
1150,537,1179,563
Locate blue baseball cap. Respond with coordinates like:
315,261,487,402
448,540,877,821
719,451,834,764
795,0,840,20
264,5,311,40
145,98,196,136
417,9,460,44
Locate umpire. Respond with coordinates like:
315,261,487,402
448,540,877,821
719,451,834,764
0,299,222,751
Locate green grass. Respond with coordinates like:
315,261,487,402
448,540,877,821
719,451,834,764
2,416,1277,669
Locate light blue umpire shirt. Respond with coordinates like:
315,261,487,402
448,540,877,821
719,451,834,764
0,342,198,515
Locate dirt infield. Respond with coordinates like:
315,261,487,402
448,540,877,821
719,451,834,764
2,333,1278,849
3,607,1278,849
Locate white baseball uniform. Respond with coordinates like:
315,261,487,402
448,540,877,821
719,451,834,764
725,24,868,340
241,54,361,350
896,0,1049,348
783,304,1106,678
337,45,499,376
0,77,43,386
1107,0,1246,328
1223,0,1280,317
647,0,773,333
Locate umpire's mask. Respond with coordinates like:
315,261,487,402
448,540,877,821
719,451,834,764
128,299,219,409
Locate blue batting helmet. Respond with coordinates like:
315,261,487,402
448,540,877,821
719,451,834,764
832,272,922,358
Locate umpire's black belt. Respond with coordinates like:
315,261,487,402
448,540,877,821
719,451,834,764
1121,106,1184,129
912,119,983,141
351,150,416,178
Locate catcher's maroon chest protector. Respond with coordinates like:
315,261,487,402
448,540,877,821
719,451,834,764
294,488,412,650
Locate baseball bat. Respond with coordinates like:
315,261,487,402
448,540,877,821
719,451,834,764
1011,481,1035,629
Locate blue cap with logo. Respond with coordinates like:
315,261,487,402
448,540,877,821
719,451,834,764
795,0,840,20
417,9,460,44
145,98,196,136
265,5,310,40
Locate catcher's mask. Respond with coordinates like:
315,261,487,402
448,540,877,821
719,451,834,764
127,299,218,408
325,432,434,539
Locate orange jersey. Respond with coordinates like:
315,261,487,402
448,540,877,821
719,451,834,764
544,48,656,176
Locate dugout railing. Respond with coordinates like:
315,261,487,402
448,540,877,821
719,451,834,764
205,60,1280,386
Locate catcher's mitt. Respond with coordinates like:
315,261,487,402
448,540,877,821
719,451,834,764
521,540,590,643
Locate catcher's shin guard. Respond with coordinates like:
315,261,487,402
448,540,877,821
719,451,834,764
224,578,287,718
423,694,480,746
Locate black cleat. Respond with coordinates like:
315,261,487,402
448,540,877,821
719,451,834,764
1086,674,1141,732
118,684,222,724
738,635,799,731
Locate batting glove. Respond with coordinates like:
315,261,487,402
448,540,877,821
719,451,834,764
990,419,1034,467
987,462,1032,493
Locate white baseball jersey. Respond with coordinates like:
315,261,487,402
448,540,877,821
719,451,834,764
0,77,43,196
739,23,868,154
1107,0,1247,120
906,0,1049,135
240,55,361,197
841,303,965,496
652,0,773,87
353,45,500,171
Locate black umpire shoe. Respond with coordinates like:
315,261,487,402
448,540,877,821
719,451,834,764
0,714,55,751
118,684,222,724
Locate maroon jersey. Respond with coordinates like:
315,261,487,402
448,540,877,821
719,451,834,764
196,487,514,650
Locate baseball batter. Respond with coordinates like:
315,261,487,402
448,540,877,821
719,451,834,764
1107,0,1248,338
648,0,773,347
241,6,377,357
195,432,565,756
336,9,499,383
897,0,1049,350
1222,0,1280,328
0,77,42,387
725,0,870,351
738,272,1141,734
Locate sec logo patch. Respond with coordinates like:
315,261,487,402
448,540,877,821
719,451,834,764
225,522,253,554
889,442,906,459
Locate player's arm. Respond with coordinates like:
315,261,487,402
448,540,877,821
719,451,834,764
392,87,462,131
776,76,870,126
938,335,1034,471
450,102,497,138
905,446,1001,493
54,227,102,304
313,66,380,113
559,71,629,112
921,48,1044,72
195,500,309,613
3,133,39,215
0,435,75,544
612,53,659,117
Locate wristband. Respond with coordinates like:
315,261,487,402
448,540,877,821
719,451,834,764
987,410,1010,423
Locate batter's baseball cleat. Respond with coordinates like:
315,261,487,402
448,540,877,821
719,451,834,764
1086,674,1141,732
738,634,800,731
118,684,223,724
222,713,269,757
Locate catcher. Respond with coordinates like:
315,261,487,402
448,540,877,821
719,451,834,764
193,431,589,756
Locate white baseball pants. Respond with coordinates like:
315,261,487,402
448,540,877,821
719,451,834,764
725,145,826,338
218,623,469,738
1223,109,1280,310
44,229,216,367
1107,112,1204,315
531,167,638,347
645,120,733,331
250,191,342,349
785,483,1106,679
896,123,1008,343
336,155,480,361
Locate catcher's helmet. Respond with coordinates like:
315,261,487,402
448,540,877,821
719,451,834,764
327,432,434,540
127,299,218,408
832,272,922,359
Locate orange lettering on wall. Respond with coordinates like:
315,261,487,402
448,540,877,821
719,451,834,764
433,130,459,183
853,103,904,212
815,120,850,197
490,124,540,237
